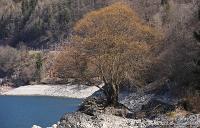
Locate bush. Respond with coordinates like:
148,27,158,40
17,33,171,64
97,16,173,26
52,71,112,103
0,46,43,86
0,46,20,77
12,50,43,86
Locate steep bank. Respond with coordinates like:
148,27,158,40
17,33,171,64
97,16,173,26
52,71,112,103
2,84,100,98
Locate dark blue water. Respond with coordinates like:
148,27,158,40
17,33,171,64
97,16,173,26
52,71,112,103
0,96,81,128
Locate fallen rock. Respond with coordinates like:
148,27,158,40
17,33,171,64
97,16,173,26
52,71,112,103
119,92,154,112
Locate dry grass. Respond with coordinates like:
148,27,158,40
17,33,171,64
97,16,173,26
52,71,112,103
166,109,190,119
186,94,200,113
177,87,200,113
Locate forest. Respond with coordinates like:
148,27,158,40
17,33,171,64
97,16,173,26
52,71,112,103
0,0,110,48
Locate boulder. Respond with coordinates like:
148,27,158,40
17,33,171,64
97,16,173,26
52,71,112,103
32,125,42,128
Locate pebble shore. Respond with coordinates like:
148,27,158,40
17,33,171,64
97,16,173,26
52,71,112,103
2,84,100,98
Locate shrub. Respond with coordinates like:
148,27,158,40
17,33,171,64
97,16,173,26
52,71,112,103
0,46,20,77
0,46,44,86
11,50,37,86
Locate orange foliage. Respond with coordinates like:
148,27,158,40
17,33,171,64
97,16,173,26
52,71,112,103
53,2,161,104
72,2,160,86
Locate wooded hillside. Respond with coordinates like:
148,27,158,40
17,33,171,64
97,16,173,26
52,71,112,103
1,0,199,48
0,0,110,48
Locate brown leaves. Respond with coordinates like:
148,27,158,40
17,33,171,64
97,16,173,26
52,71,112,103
54,2,161,87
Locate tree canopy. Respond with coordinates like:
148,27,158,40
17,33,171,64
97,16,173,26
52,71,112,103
54,3,161,105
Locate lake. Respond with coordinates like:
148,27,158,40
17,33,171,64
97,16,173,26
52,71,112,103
0,96,82,128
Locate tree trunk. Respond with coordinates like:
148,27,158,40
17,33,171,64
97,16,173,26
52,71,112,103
105,83,119,106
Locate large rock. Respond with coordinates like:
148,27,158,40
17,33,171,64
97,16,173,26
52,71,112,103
119,92,154,112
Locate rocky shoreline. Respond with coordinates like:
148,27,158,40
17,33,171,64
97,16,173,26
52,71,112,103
58,112,200,128
56,86,200,128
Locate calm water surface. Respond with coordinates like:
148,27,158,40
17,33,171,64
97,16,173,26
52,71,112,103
0,96,81,128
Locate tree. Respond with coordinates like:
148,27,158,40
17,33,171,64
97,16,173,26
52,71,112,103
193,30,200,88
54,2,160,105
34,52,43,82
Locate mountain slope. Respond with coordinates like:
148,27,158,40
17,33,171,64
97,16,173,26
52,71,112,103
0,0,108,48
0,0,199,48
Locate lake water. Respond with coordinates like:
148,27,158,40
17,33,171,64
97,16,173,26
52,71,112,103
0,96,81,128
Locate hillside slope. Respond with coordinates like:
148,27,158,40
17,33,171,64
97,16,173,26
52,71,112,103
0,0,108,48
0,0,199,48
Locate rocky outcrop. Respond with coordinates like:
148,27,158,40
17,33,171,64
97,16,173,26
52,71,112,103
58,83,199,128
119,92,154,113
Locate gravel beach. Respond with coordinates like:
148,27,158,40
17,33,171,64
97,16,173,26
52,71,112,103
2,84,100,98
